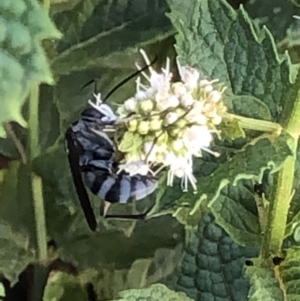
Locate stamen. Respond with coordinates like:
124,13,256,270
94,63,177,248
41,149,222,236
163,57,170,77
135,62,152,82
201,147,220,157
139,49,154,74
139,83,148,91
187,173,197,191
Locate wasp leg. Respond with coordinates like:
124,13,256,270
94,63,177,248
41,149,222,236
103,204,155,220
101,201,112,217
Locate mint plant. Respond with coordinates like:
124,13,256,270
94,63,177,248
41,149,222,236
1,0,300,300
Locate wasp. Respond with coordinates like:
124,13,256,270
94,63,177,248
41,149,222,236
65,58,158,231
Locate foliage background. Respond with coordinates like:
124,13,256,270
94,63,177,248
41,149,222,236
1,0,300,300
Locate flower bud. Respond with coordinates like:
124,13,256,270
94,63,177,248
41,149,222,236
138,121,149,135
140,99,154,113
167,95,180,108
197,114,207,125
204,85,213,93
180,93,194,107
172,82,186,96
165,112,178,125
199,79,210,87
150,119,162,131
164,151,177,165
155,90,169,104
127,119,138,132
124,98,137,111
155,152,165,163
172,139,184,151
169,128,181,137
212,114,222,125
135,90,147,100
175,108,185,117
155,131,168,144
209,90,222,102
176,119,187,129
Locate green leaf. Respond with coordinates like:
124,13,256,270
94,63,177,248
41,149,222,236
0,161,36,283
0,0,61,137
292,0,300,8
39,85,60,151
209,179,260,247
230,95,272,121
153,132,292,246
245,259,284,301
0,282,4,298
51,0,173,75
91,246,183,300
109,284,194,301
0,219,35,285
44,272,87,301
245,0,300,42
279,247,300,300
174,213,258,301
167,0,292,120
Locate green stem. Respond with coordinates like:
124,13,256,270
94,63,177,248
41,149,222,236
29,84,40,160
260,74,300,259
32,174,47,260
43,0,51,11
29,83,47,261
224,112,282,134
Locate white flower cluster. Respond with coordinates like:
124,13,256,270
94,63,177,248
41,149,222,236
116,50,226,192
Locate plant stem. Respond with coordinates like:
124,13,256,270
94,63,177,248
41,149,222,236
29,84,40,160
29,83,47,262
32,174,47,260
43,0,51,11
224,112,282,134
261,75,300,259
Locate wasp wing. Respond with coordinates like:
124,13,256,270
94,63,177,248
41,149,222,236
65,128,97,231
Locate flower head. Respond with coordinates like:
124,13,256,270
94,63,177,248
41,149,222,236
115,49,227,192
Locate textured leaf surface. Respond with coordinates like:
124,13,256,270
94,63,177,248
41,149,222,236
167,0,291,119
245,0,300,42
279,248,300,301
92,246,183,300
174,213,258,301
245,260,283,301
0,219,34,284
0,162,35,283
51,0,173,75
109,284,193,301
44,272,87,301
155,0,296,247
153,132,292,246
0,0,61,136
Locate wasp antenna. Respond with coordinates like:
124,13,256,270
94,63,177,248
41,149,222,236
102,55,158,102
81,79,98,93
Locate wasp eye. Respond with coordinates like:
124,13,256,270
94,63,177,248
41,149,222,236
81,108,103,119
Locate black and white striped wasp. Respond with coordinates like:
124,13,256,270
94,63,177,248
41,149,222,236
65,59,158,231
